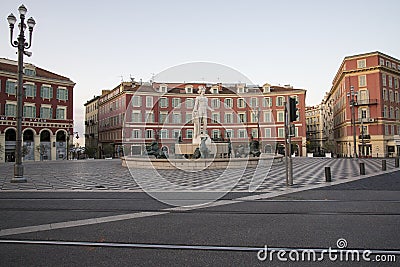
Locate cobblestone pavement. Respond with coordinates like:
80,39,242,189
0,158,398,192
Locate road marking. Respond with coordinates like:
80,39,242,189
0,168,398,237
0,212,167,237
0,239,399,255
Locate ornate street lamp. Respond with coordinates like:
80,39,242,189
7,5,36,182
347,86,358,158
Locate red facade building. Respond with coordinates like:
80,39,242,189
97,81,307,157
0,58,75,162
325,51,400,157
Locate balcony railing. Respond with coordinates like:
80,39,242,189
354,99,378,106
359,134,371,139
356,117,376,123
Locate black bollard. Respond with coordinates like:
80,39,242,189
395,157,399,168
382,160,387,171
359,162,365,175
325,167,331,182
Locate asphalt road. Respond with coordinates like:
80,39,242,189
0,171,399,266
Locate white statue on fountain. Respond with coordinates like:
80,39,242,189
192,86,213,145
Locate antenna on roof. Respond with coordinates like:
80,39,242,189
130,74,135,83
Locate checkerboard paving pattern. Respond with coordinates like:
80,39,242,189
0,158,398,192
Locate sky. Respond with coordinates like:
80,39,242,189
1,0,400,145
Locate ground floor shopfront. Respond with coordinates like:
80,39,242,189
336,135,400,158
0,127,73,162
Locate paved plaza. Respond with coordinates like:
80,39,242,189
0,157,398,192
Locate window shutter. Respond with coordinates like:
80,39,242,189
56,88,60,99
50,108,53,119
40,86,43,98
50,87,53,99
40,107,43,118
65,89,68,100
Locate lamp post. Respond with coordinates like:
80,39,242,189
256,105,261,142
347,86,358,158
67,132,79,160
7,5,36,183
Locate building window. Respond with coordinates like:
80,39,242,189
388,76,393,88
276,96,284,106
6,80,16,95
379,58,385,66
383,105,388,118
250,97,258,108
358,108,368,120
278,128,285,138
132,96,141,107
24,84,36,97
56,107,66,120
185,98,194,109
250,111,258,123
40,85,53,99
263,97,272,107
173,130,181,139
389,90,394,102
211,98,220,109
56,87,68,101
132,129,141,139
132,111,141,123
358,75,367,87
265,128,271,138
23,105,36,118
357,59,366,68
390,107,394,119
160,129,168,139
40,106,53,119
146,96,153,108
395,78,399,89
238,113,246,123
146,129,153,139
212,113,220,123
251,128,258,138
185,113,192,123
224,98,233,108
5,103,17,116
159,112,168,123
24,68,36,76
212,129,220,139
172,98,181,108
396,92,399,103
277,111,284,122
185,86,193,94
384,125,389,135
225,113,233,123
159,97,168,108
264,111,271,122
159,85,167,93
238,129,247,138
211,87,219,94
237,98,246,108
172,113,181,123
225,129,233,139
145,111,154,123
186,129,193,139
382,74,387,86
383,89,388,101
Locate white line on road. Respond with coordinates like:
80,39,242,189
0,168,398,237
